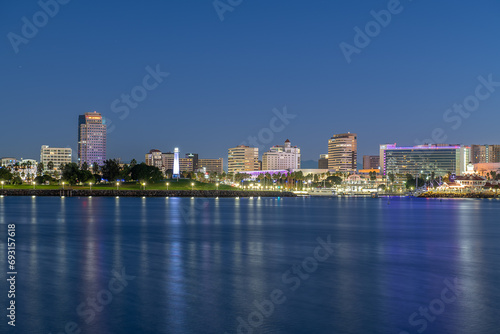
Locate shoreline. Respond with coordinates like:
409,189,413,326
418,192,499,199
0,189,296,198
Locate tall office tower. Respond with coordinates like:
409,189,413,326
262,139,301,170
40,145,72,171
173,147,180,178
228,145,259,173
363,155,380,170
471,145,500,163
78,111,106,167
318,154,329,169
379,144,470,177
328,133,357,172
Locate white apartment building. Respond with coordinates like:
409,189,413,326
40,145,72,171
262,139,301,170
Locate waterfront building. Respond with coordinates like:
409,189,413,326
78,111,106,167
363,155,380,170
0,157,17,167
198,158,223,174
379,144,470,177
471,145,500,163
470,162,500,177
228,145,259,173
318,154,329,169
145,149,219,174
40,145,72,171
262,140,301,170
328,133,357,173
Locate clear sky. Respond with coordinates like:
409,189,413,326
2,0,500,163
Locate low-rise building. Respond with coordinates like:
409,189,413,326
0,158,17,167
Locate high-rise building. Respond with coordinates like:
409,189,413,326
198,158,223,174
318,154,329,169
40,145,72,171
471,145,500,163
78,111,106,167
380,144,470,177
328,133,357,172
262,139,301,170
363,155,380,170
228,145,259,173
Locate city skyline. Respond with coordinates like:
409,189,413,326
2,1,500,162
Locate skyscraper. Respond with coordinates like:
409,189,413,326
328,133,357,172
78,112,106,167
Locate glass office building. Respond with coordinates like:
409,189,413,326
78,111,107,167
380,144,470,177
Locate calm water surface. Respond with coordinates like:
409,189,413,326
0,196,499,334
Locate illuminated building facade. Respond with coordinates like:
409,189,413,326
328,133,357,172
228,145,259,173
471,145,500,163
40,145,72,171
78,111,106,167
198,158,223,174
262,139,301,170
379,144,470,177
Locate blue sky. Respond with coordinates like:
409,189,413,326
2,0,500,163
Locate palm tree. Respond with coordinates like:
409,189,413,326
92,162,100,174
37,162,44,176
388,173,395,191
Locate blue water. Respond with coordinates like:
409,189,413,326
0,196,499,334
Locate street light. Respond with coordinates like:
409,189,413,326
1,181,4,190
89,182,92,191
142,183,146,190
33,181,36,190
191,182,195,191
62,182,65,190
216,182,219,191
166,182,169,191
116,182,120,190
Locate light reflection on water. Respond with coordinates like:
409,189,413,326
0,197,498,334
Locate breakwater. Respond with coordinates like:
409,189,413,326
419,192,499,199
0,189,296,198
